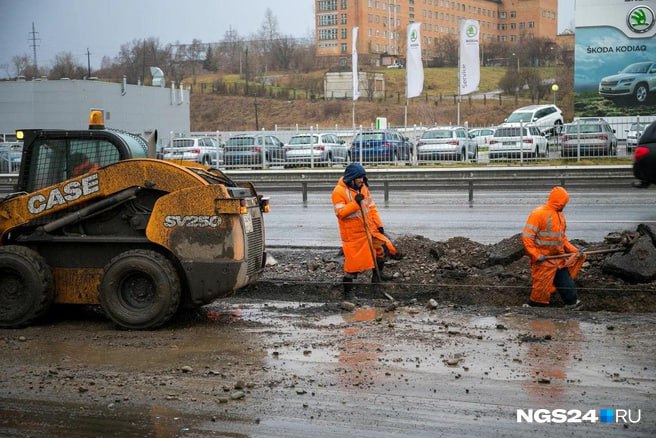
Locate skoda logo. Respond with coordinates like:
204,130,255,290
466,24,478,38
410,29,418,42
627,5,655,33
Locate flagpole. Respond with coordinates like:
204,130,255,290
457,19,462,126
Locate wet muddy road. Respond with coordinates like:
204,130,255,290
1,297,655,437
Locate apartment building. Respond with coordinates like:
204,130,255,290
315,0,558,65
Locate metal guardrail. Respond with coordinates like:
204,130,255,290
225,165,635,204
1,165,635,204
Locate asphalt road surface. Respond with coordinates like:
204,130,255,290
264,187,656,247
1,300,654,437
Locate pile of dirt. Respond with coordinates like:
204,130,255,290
248,225,656,313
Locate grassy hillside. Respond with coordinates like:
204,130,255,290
190,66,570,131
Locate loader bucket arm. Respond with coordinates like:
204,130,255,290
0,159,211,242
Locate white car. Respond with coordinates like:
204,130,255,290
416,126,478,161
599,61,656,104
387,61,403,69
626,122,646,152
489,126,548,160
162,136,223,166
283,133,349,167
500,104,563,136
468,127,496,148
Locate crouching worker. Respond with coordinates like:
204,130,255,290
522,186,586,308
331,163,399,301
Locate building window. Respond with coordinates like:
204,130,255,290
318,0,337,11
319,28,338,40
519,22,525,29
510,23,516,29
499,11,506,19
528,21,535,28
341,0,347,8
510,11,516,18
341,43,347,53
341,28,348,39
318,14,338,26
341,13,347,24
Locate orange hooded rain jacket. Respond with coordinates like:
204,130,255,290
332,177,397,273
521,186,586,304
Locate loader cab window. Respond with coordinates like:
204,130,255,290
68,139,119,177
26,138,120,192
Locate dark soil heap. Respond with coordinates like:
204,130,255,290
247,224,656,313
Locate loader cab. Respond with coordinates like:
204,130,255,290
15,110,149,192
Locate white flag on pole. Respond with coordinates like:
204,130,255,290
459,19,480,95
352,27,359,101
406,22,423,98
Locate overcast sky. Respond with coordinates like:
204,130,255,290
0,0,574,78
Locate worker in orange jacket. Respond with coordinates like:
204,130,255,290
70,152,100,177
332,163,399,300
522,186,586,308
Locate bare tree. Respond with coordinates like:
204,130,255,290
48,52,85,79
11,54,38,78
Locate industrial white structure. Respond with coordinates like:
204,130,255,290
0,77,190,147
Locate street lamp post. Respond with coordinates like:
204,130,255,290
551,84,559,106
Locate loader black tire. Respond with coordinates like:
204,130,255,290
99,250,181,330
0,246,54,328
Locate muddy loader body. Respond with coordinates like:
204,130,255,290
0,113,268,329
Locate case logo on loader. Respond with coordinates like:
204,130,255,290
27,173,100,215
163,215,223,228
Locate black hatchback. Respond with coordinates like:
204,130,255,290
633,120,656,188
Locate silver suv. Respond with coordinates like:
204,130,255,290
500,104,564,136
284,133,349,167
162,136,222,166
560,118,617,157
599,61,656,104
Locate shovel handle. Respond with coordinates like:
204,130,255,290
543,248,625,260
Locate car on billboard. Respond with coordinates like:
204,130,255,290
598,61,656,104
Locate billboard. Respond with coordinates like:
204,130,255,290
574,0,656,116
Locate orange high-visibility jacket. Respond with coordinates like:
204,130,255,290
521,186,586,304
332,177,397,273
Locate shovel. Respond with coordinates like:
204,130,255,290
543,230,640,260
358,201,395,302
544,247,627,260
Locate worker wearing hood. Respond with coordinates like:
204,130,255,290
522,186,586,307
332,163,398,300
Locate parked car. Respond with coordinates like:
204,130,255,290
162,136,222,166
350,130,412,162
416,126,478,161
284,133,349,167
468,127,496,148
223,134,285,167
599,61,656,104
0,141,22,173
633,120,656,187
387,61,403,69
500,104,563,136
626,122,647,152
560,118,618,157
489,126,549,159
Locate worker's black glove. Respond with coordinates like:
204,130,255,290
377,227,385,235
390,252,404,260
355,193,364,204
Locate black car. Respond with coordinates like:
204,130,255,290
633,120,656,187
